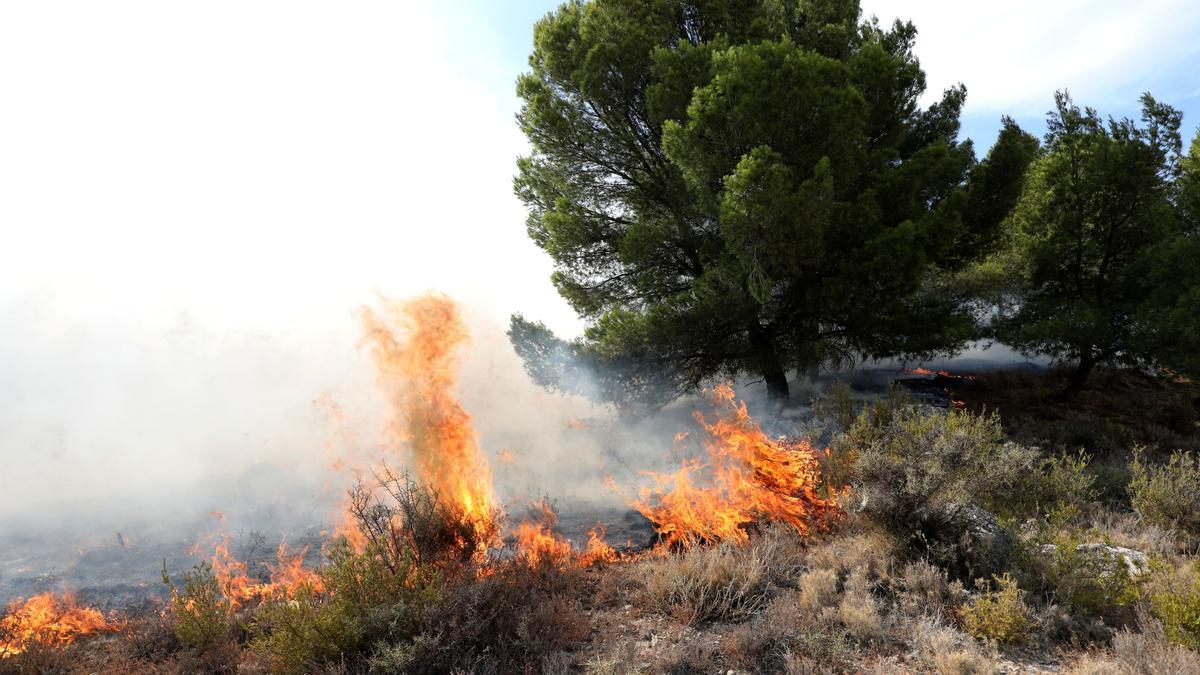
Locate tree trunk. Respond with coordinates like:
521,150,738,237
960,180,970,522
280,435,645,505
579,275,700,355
1061,353,1097,399
747,324,789,401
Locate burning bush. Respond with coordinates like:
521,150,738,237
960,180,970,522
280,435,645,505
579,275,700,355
633,384,840,548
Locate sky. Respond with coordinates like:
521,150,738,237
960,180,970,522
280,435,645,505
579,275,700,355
1,1,1199,516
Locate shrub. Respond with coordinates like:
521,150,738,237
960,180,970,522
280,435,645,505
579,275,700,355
250,541,438,674
1012,529,1143,625
1147,561,1200,649
165,561,233,652
391,557,591,672
908,616,997,675
1129,449,1200,543
1101,610,1200,674
899,561,965,619
643,542,770,625
959,574,1031,644
838,572,886,644
850,406,1038,534
998,450,1098,523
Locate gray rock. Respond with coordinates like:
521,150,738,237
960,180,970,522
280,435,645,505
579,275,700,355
1038,543,1150,578
914,502,1013,581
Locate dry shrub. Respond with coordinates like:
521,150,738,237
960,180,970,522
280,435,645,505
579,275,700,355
643,543,770,625
391,557,591,673
721,589,856,672
837,572,886,644
804,530,897,583
1087,510,1182,557
796,568,839,613
1065,610,1200,674
958,575,1031,645
908,616,997,675
899,560,965,618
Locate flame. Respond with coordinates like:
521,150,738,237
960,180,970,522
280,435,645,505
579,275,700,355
209,537,323,606
0,593,117,657
512,499,573,567
497,449,516,465
359,294,499,557
632,384,839,548
581,525,618,566
904,367,975,380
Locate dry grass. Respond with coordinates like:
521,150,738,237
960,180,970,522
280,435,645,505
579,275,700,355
642,542,770,625
1064,612,1200,674
908,617,998,675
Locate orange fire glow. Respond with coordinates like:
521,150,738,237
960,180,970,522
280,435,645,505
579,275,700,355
632,384,839,548
512,499,573,567
581,525,618,566
0,592,117,657
904,367,975,380
359,294,500,558
209,537,323,606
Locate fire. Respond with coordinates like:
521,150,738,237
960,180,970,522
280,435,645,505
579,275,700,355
209,537,323,606
904,367,975,380
497,449,516,465
359,294,500,557
633,384,839,548
512,499,573,567
581,525,618,566
0,592,117,657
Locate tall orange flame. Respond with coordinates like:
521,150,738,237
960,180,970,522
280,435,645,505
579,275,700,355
633,384,839,548
0,592,117,657
359,294,500,557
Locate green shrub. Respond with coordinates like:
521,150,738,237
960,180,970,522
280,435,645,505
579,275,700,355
1130,449,1200,542
959,574,1031,644
850,406,1038,532
250,540,439,674
1148,561,1200,649
994,450,1098,523
1012,529,1143,625
165,561,233,652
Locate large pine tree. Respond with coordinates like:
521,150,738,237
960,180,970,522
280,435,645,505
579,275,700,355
513,0,1035,403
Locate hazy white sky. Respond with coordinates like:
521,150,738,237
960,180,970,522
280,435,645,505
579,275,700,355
1,1,1198,516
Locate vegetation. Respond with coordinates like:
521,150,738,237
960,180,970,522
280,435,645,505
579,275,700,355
959,574,1031,644
987,92,1200,396
511,0,1037,404
1130,450,1200,544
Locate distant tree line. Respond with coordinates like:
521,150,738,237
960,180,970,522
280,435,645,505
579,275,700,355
508,0,1200,408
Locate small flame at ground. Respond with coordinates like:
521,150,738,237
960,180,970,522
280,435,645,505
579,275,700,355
633,384,839,548
0,592,118,657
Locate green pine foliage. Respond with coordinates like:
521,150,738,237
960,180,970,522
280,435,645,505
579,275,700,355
512,0,1037,404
